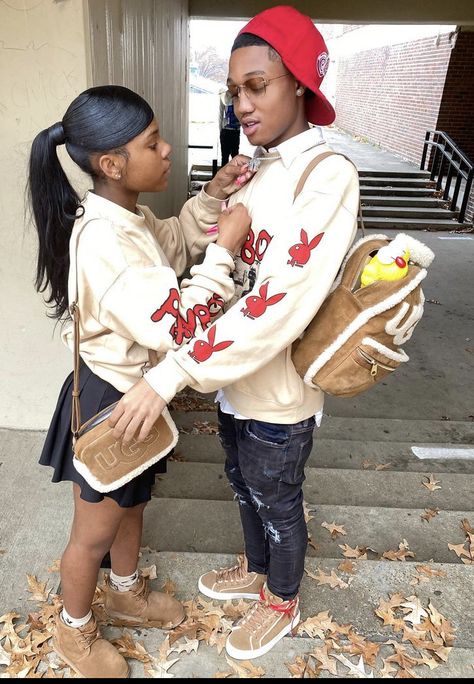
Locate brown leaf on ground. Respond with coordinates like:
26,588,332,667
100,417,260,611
305,567,349,589
321,521,347,539
382,540,415,562
225,654,265,677
338,560,356,573
26,575,51,603
338,543,368,560
298,610,334,639
447,542,471,559
415,564,446,578
310,644,339,675
285,654,311,677
421,508,440,522
401,596,429,625
422,474,442,491
110,631,152,663
140,564,157,580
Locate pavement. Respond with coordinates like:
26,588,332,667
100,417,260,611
1,129,473,678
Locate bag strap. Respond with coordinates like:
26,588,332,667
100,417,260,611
293,150,365,236
69,224,158,441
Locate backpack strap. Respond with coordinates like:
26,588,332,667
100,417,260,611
293,150,365,236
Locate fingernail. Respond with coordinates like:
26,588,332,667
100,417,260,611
207,225,219,235
221,200,227,211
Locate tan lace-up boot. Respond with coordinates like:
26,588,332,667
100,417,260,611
104,574,185,629
198,556,266,600
53,613,129,678
226,584,300,660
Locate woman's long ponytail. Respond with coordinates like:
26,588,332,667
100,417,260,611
27,85,154,321
28,122,79,321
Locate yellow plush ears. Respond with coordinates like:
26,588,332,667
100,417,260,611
291,233,434,397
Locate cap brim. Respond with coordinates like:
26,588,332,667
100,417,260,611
305,89,336,126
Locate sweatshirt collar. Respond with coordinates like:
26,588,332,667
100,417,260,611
253,126,325,170
81,190,146,227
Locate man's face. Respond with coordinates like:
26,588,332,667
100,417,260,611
227,45,304,149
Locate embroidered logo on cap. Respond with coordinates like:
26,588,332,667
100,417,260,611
317,52,329,78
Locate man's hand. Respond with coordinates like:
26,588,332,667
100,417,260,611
206,155,256,199
109,378,167,444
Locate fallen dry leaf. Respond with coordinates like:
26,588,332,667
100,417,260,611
421,508,440,523
26,575,51,603
305,567,349,589
422,474,442,492
321,521,347,539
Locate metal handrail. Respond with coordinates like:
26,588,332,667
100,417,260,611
420,130,474,223
188,145,218,176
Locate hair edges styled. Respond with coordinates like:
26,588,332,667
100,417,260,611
231,32,280,61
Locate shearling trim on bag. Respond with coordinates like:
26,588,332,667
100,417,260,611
72,407,179,493
303,268,428,387
361,337,409,363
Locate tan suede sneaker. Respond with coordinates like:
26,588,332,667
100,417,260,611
225,584,300,660
53,613,129,678
198,556,266,600
104,574,185,629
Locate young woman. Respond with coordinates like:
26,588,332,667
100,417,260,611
28,84,252,678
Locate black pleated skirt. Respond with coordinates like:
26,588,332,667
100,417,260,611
39,361,168,508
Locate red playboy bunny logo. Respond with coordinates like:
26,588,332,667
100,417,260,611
241,282,286,319
287,229,324,267
188,326,233,363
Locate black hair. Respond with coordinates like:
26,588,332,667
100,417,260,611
28,85,154,321
231,33,281,61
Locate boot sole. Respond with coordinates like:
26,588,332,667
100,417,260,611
198,577,262,601
225,611,301,660
52,640,130,678
105,610,186,631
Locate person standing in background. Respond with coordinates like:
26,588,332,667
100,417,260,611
219,90,241,166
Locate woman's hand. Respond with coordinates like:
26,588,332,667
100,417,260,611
109,378,167,444
216,203,251,255
206,155,256,199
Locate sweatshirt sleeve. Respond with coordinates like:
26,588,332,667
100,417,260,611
144,157,360,402
142,187,225,273
88,223,236,353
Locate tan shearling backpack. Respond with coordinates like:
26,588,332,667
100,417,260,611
290,152,435,397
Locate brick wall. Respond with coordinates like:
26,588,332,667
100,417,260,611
335,34,453,165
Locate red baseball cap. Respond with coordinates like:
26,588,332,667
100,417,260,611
238,5,335,126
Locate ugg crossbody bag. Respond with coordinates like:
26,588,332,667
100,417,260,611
69,225,178,492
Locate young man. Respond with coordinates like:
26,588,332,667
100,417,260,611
111,5,360,660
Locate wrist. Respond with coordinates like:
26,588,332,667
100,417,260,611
205,179,228,200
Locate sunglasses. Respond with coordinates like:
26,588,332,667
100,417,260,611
225,74,291,104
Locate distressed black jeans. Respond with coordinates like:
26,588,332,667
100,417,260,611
218,407,316,600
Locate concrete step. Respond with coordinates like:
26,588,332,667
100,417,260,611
140,552,474,650
360,186,438,196
361,195,449,208
144,497,472,563
360,217,461,230
361,206,458,219
359,177,435,187
157,462,474,511
359,170,431,179
100,551,473,677
170,412,474,444
175,434,474,473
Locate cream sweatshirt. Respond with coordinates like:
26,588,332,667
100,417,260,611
144,130,360,423
62,190,234,392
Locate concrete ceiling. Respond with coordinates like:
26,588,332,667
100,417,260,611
189,0,474,25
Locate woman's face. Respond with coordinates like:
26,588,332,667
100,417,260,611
123,118,172,192
227,46,307,149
